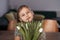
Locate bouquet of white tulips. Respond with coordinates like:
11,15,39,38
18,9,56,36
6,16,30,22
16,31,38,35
17,20,46,40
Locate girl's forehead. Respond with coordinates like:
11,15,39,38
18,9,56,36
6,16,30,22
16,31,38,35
19,7,30,13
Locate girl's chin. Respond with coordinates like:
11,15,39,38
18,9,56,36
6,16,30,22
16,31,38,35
24,19,32,22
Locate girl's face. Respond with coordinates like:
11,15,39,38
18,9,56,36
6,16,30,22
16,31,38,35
19,7,34,22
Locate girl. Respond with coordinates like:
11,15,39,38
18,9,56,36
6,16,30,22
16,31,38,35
15,5,34,40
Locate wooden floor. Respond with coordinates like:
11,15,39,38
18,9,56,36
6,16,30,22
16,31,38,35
46,32,60,40
0,31,60,40
0,31,14,40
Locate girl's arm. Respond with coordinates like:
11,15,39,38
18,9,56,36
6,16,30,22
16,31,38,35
15,36,20,40
14,26,22,40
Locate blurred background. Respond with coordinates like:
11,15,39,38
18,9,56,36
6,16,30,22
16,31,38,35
0,0,60,31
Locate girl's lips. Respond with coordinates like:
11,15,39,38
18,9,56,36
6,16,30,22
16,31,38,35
26,17,33,22
26,17,30,20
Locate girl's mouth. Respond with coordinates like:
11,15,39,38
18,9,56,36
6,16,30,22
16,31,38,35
26,17,33,22
27,17,30,20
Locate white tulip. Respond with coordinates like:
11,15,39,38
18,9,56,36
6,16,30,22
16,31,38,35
26,23,28,29
17,26,20,30
39,28,43,32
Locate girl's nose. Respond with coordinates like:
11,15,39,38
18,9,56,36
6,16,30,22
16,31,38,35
25,14,28,17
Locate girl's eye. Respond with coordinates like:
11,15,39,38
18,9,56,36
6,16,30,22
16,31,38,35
22,14,25,17
26,11,30,14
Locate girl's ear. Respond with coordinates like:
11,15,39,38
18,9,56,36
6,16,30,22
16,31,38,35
31,11,34,15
